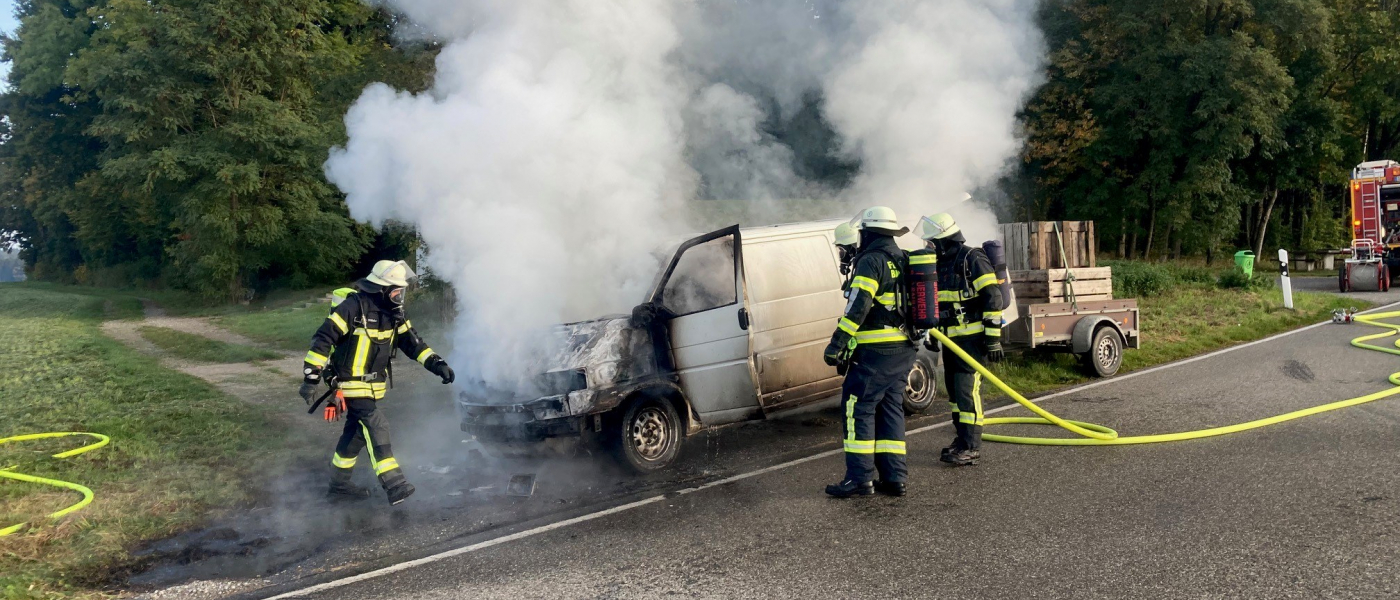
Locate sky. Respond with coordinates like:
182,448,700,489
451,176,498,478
0,0,16,83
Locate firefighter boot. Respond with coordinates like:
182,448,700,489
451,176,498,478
874,480,907,497
328,467,371,501
380,469,416,505
941,447,981,466
824,479,875,498
940,438,963,460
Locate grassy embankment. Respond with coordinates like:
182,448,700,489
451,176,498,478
994,260,1369,394
0,284,292,599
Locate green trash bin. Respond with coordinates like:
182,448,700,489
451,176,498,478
1234,250,1255,278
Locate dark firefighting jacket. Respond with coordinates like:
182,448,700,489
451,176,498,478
835,235,913,350
303,279,438,399
937,244,1004,340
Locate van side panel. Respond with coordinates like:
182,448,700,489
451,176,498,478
743,234,845,410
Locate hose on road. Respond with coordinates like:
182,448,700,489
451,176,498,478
0,432,110,537
928,310,1400,446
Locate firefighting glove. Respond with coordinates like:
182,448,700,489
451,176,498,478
923,334,941,354
426,356,455,384
985,340,1005,364
823,332,855,368
299,381,319,405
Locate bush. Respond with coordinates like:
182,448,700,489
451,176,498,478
1217,269,1274,290
1106,261,1177,297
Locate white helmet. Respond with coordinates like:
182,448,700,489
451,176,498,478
366,260,417,287
914,213,961,241
854,206,909,236
833,222,859,246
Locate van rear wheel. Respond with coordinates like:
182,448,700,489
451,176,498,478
903,354,939,415
609,396,682,473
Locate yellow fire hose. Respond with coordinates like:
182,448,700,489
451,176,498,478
928,310,1400,446
0,432,110,537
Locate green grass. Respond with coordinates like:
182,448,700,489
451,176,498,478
216,305,328,352
0,283,292,599
992,285,1368,395
138,326,281,363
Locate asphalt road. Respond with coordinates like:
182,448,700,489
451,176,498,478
158,293,1400,599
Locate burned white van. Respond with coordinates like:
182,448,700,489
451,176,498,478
458,220,940,472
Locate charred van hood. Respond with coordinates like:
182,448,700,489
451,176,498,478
551,315,630,371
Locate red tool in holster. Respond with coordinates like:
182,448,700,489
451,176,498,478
306,377,345,421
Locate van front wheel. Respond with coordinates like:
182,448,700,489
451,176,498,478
903,353,939,415
610,396,683,473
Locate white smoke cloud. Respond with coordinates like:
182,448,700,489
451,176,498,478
822,0,1043,242
326,0,1045,394
325,0,695,390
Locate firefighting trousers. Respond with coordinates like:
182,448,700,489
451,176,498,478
942,334,987,450
840,347,917,483
330,398,406,489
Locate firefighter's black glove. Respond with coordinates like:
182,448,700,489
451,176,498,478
426,356,455,384
985,341,1005,364
924,334,940,353
299,381,319,405
824,332,854,368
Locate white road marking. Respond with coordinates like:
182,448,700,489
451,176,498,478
265,300,1400,599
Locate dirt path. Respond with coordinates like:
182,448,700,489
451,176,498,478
100,300,304,404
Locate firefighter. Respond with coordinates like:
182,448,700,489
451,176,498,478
834,222,859,281
913,213,1004,466
822,207,916,498
298,260,456,504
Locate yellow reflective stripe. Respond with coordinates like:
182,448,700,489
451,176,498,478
305,351,329,367
329,313,349,334
876,293,896,306
937,290,962,302
353,327,394,340
360,422,379,469
850,276,879,296
972,273,998,291
352,332,370,377
416,348,436,365
374,457,400,475
845,394,858,441
837,318,859,335
984,310,1004,319
874,440,906,454
909,254,936,265
958,412,980,424
396,320,412,334
984,328,1002,337
945,323,985,337
948,402,959,414
338,381,387,390
972,373,984,425
341,388,387,399
855,327,909,344
331,453,356,469
844,440,875,454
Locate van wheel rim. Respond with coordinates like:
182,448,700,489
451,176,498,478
1096,335,1119,368
907,363,930,402
630,406,670,461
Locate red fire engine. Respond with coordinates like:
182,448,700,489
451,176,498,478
1341,160,1400,291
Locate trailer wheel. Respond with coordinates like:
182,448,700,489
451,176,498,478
608,395,683,473
1339,266,1349,293
903,353,939,415
1384,266,1392,292
1079,326,1124,378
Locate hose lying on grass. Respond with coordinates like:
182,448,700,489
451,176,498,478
929,310,1400,445
0,432,109,537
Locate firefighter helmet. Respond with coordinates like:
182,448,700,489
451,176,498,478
367,260,417,287
855,206,909,236
834,222,859,247
914,213,961,241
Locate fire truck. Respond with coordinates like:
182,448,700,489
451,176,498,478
1341,160,1400,292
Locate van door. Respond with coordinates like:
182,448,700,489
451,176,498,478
742,234,845,412
652,226,759,424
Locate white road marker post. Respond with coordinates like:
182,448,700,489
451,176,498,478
1279,248,1294,309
